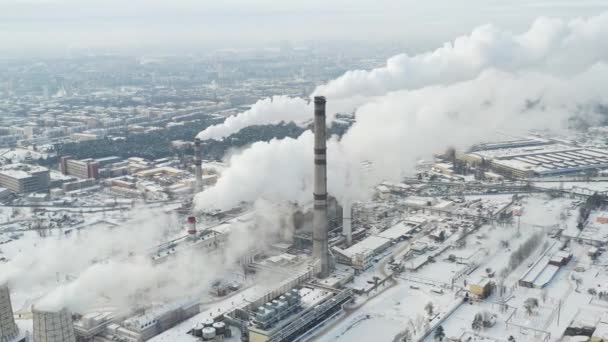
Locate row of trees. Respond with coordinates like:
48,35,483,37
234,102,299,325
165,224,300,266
507,232,544,272
55,120,352,162
577,192,606,230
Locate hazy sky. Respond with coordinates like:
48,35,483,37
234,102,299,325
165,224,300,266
1,0,608,56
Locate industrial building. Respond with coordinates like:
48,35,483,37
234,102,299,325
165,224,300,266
120,300,199,341
333,220,419,270
0,163,50,193
240,287,353,342
32,307,76,342
459,140,608,178
0,284,20,342
59,156,99,179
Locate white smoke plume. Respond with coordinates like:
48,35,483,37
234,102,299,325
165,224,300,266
197,13,608,141
197,96,310,141
14,202,295,313
0,209,176,290
195,64,608,212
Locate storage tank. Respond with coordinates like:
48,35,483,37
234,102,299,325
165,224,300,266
202,327,216,340
212,321,226,336
202,318,214,327
192,323,203,337
32,307,76,342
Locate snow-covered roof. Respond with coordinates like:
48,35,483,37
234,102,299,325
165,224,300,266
376,222,416,241
342,236,391,258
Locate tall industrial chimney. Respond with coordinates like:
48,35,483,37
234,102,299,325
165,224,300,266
312,96,330,278
194,138,203,193
186,216,197,236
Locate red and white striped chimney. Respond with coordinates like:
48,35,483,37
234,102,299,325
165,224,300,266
186,216,197,235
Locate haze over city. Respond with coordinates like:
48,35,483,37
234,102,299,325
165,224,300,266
1,1,608,342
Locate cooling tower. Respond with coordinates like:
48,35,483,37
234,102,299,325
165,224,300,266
312,96,330,278
0,284,18,342
32,307,76,342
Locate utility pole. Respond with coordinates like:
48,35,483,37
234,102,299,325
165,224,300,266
517,215,521,235
557,298,561,326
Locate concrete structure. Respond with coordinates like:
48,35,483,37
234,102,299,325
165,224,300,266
312,96,330,278
194,138,203,193
32,307,76,342
0,164,50,193
0,284,18,342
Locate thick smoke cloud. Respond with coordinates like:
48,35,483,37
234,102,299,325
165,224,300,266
195,65,608,212
3,204,294,312
197,13,608,141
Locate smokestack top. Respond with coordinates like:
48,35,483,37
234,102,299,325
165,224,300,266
194,138,201,145
314,96,326,105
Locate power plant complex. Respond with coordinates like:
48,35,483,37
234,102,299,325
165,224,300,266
7,94,604,342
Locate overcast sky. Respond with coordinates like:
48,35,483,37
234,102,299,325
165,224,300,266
1,0,608,56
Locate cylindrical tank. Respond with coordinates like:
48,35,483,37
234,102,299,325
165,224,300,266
192,323,203,337
203,318,214,327
212,321,226,336
202,327,216,340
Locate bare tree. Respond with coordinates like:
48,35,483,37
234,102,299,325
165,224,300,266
472,312,483,332
524,297,539,316
540,289,548,303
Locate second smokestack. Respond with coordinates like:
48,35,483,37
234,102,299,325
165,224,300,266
312,96,330,278
194,138,203,193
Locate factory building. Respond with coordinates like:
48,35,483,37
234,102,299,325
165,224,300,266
0,164,50,193
333,221,418,270
459,141,608,178
0,284,19,342
32,307,76,342
245,287,353,342
59,157,99,179
120,301,200,341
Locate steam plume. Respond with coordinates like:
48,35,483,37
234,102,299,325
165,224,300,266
195,65,608,212
198,13,608,141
